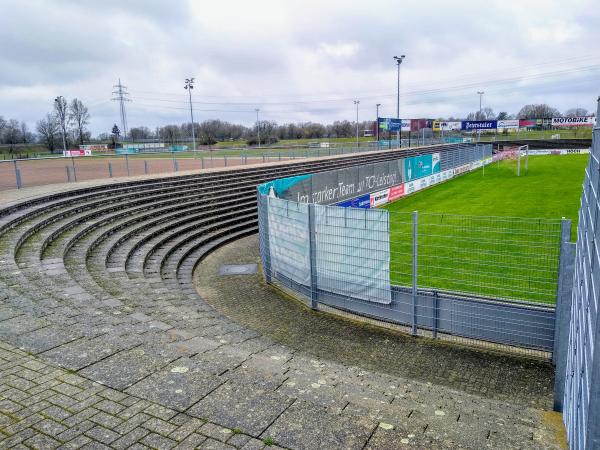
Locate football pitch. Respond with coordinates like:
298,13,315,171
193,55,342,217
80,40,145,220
383,154,588,303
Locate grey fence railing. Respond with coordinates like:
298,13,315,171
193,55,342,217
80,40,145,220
0,141,449,191
257,144,567,357
557,100,600,450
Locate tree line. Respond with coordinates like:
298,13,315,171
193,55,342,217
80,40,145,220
0,102,594,153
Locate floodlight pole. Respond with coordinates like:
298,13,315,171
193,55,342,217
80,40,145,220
477,91,484,143
376,103,381,144
394,55,405,148
256,108,260,148
354,100,360,147
184,78,196,151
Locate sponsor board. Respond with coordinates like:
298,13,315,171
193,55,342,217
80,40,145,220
404,152,440,182
388,184,405,201
462,120,497,131
519,119,537,128
378,118,411,132
79,144,107,152
497,119,520,129
370,189,390,207
433,121,462,131
337,193,371,209
63,149,92,157
526,149,591,156
551,116,596,127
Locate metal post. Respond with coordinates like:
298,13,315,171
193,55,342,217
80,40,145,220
201,157,204,169
144,160,148,174
224,155,227,166
517,150,521,177
262,154,265,163
278,152,281,161
173,157,179,172
481,145,485,177
71,156,77,182
13,160,21,189
525,145,529,173
308,203,318,310
125,153,130,176
65,166,71,182
412,210,418,335
553,219,575,412
108,162,113,178
432,291,438,339
258,193,272,283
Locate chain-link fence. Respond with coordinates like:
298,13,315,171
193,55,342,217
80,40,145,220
558,101,600,450
258,194,563,356
256,140,567,358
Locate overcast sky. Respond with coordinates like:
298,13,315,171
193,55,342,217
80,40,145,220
1,0,599,136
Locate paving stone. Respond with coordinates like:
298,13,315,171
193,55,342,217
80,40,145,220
263,400,376,450
140,432,178,449
23,432,62,449
172,432,207,449
126,358,224,412
84,425,120,445
79,345,178,390
14,327,81,354
198,438,237,450
41,335,140,371
111,426,150,450
189,382,293,437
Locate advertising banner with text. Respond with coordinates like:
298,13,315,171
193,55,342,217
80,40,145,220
461,120,497,131
552,116,596,127
404,152,440,182
497,119,520,129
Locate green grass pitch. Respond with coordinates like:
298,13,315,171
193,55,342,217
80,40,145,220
382,154,588,303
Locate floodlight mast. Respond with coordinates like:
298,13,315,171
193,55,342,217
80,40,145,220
184,78,196,151
376,103,381,144
353,100,360,147
393,55,405,148
477,91,485,142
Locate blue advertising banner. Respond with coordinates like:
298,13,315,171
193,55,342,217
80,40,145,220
336,193,371,209
378,117,401,132
461,120,497,131
404,152,440,182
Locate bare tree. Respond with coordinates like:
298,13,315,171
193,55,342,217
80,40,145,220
54,96,69,149
36,114,60,153
129,126,152,140
4,119,22,152
564,107,589,117
20,122,33,143
517,104,561,119
69,98,90,144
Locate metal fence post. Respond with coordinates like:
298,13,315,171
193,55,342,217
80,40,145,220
13,160,22,189
65,166,71,182
432,290,438,339
71,156,77,182
258,193,272,283
278,152,281,161
201,157,205,169
262,154,265,163
412,210,418,335
144,160,148,174
224,155,227,166
553,218,575,412
308,203,318,310
125,153,130,176
108,162,113,178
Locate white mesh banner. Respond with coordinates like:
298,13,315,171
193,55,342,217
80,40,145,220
267,197,310,286
314,205,391,304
